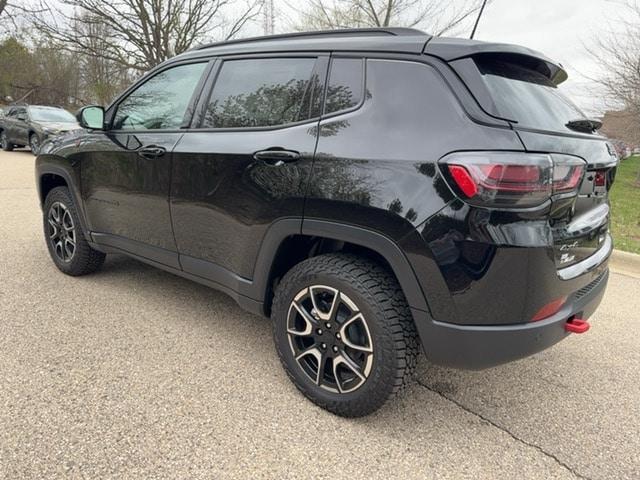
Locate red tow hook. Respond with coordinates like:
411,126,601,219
565,318,590,334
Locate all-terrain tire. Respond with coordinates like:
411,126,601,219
272,253,419,417
43,186,106,276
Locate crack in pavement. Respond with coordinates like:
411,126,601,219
415,379,593,480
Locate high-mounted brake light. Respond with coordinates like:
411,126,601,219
440,152,586,208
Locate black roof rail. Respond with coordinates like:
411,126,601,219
194,27,427,51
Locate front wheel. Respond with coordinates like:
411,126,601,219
272,254,419,417
29,133,41,155
0,131,13,151
43,187,106,276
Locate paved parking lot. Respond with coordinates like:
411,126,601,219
1,150,639,479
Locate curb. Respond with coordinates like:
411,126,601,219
609,249,640,279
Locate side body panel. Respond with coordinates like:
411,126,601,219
171,124,318,279
80,132,182,259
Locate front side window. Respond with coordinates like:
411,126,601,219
113,62,207,131
201,57,317,129
324,58,364,115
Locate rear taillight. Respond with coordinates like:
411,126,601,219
440,152,586,208
594,170,607,187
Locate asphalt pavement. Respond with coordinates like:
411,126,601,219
1,150,638,479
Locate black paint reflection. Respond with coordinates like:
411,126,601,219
202,58,317,129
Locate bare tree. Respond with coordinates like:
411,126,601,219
291,0,488,36
0,1,46,32
591,1,640,144
31,0,262,72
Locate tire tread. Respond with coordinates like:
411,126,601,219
272,253,419,417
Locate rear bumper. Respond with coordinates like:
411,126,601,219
413,267,609,370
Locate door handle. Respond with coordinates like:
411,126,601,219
138,145,166,159
254,149,300,166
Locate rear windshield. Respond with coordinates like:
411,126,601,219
475,56,587,133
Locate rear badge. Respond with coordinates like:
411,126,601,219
560,253,576,264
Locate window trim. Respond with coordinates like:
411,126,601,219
321,54,367,120
191,52,329,133
105,58,214,134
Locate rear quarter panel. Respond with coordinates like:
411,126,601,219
306,57,523,240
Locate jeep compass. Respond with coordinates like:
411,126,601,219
35,28,615,417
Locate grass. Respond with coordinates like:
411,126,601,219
609,155,640,254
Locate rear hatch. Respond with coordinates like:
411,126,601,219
434,46,618,270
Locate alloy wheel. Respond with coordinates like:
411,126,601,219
287,285,374,394
47,202,76,263
0,132,6,149
30,135,40,154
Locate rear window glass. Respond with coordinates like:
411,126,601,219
325,58,364,115
202,58,316,129
475,56,587,133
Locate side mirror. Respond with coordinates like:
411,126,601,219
77,105,105,130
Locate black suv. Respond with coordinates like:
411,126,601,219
1,105,80,154
35,29,615,417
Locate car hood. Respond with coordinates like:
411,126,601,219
40,122,81,131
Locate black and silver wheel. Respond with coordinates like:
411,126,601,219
0,131,13,151
43,187,106,276
273,254,419,417
47,201,77,263
29,133,41,155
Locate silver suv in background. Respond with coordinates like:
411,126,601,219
0,105,80,154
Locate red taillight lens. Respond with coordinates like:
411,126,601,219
441,152,585,208
448,165,478,197
531,296,567,322
594,170,606,187
553,156,586,193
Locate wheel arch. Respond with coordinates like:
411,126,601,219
36,162,91,239
39,172,69,205
252,218,429,316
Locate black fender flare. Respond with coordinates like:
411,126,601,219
36,161,91,239
249,218,429,313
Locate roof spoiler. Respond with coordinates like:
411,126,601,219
424,37,568,85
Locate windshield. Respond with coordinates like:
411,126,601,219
29,107,76,123
475,56,587,133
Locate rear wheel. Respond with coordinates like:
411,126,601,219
0,131,13,151
43,187,106,276
29,133,41,155
272,254,419,417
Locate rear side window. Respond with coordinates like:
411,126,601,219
474,55,587,133
324,58,364,115
202,58,317,129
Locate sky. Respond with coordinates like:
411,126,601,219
270,0,629,116
464,0,626,116
15,0,627,116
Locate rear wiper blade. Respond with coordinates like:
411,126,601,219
565,118,602,133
